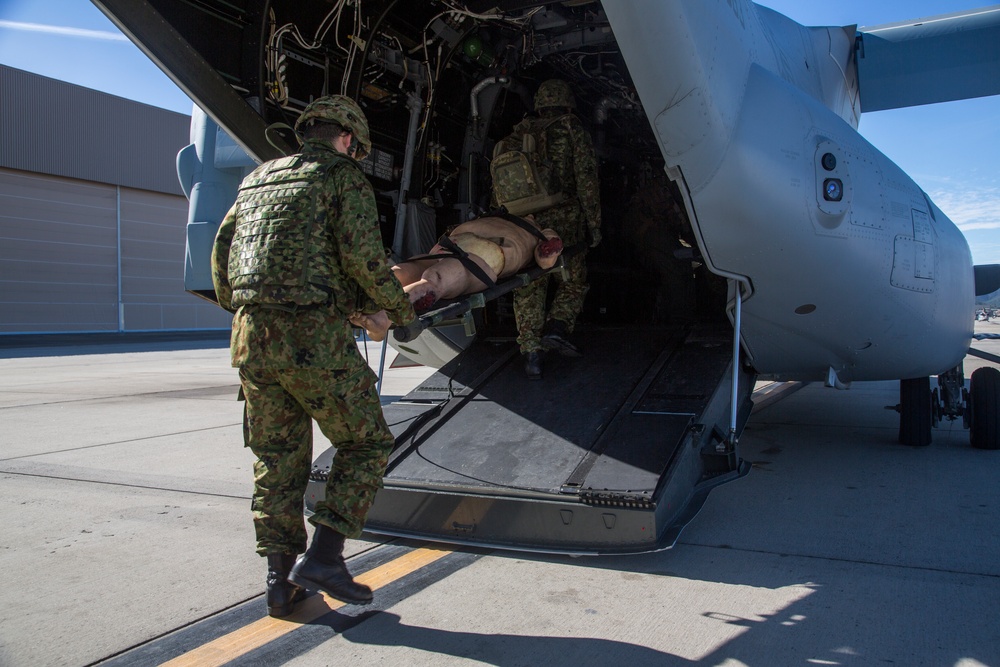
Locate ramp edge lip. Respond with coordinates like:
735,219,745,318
362,460,752,557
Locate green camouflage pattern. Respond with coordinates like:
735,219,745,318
491,148,546,202
501,106,601,353
240,365,391,552
515,248,588,352
213,140,415,370
227,152,354,308
295,95,372,161
532,110,601,236
491,114,572,215
212,137,414,554
534,78,576,111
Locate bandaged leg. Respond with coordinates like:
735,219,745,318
405,255,497,312
534,232,563,270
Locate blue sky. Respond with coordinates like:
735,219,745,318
1,0,998,264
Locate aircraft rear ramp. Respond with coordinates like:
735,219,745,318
307,324,753,555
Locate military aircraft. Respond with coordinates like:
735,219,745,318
92,0,1000,553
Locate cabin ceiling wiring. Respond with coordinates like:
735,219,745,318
415,2,544,146
266,0,369,107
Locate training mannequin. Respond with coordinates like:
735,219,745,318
352,215,563,340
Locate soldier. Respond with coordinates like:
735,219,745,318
495,79,602,379
211,95,415,617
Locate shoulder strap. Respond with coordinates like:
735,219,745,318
496,211,548,242
435,234,497,288
321,152,355,176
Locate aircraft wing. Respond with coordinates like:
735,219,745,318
856,5,1000,112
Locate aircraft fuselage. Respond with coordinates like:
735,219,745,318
605,0,974,383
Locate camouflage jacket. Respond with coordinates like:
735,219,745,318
212,140,414,369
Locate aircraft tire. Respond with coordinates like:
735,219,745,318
969,367,1000,450
898,377,932,447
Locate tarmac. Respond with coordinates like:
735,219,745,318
1,323,999,667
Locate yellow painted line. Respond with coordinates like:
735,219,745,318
160,546,452,667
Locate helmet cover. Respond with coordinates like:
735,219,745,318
534,79,575,111
294,95,372,160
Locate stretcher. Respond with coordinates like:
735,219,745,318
392,241,588,343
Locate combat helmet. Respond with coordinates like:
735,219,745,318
534,79,575,111
294,95,372,160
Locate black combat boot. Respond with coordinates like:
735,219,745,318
266,553,306,618
541,320,582,357
287,524,373,605
524,350,543,380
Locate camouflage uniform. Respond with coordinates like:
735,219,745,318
500,98,601,354
212,138,414,556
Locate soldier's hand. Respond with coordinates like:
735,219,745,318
350,310,390,342
587,226,602,248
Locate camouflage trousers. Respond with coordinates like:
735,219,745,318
239,365,393,555
514,250,588,353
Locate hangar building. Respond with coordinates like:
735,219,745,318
0,64,232,335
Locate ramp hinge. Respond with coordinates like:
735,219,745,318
577,489,655,509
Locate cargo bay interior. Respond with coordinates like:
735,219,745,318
96,0,751,552
118,0,729,334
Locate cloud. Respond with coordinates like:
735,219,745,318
0,20,128,42
927,184,1000,232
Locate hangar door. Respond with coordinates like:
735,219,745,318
0,167,231,334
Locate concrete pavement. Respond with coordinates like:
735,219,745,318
1,326,998,666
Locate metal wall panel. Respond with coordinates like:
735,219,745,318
0,65,189,196
0,168,232,334
0,169,118,333
119,187,232,331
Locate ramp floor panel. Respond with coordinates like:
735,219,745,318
383,327,686,495
307,324,749,553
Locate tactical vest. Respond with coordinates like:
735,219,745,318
491,114,572,216
228,152,353,309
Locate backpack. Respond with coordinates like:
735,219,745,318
490,115,571,216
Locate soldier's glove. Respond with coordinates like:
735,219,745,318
587,226,602,248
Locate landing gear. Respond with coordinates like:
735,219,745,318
896,364,1000,449
936,366,967,427
969,367,1000,450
